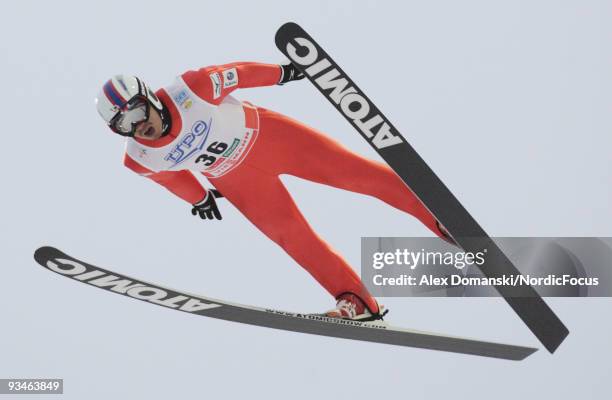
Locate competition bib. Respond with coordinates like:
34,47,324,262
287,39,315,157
125,77,259,178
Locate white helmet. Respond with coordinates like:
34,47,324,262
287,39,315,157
95,75,164,136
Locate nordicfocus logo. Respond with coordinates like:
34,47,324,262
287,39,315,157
44,258,221,313
283,37,402,150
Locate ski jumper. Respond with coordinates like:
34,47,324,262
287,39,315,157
122,62,447,313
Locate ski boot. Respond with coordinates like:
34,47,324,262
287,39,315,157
325,293,388,322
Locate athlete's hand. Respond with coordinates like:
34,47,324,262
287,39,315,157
278,63,305,85
191,189,223,220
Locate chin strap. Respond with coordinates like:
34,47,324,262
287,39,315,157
159,105,172,137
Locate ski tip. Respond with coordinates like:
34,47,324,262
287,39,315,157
277,21,300,33
275,22,303,47
33,246,59,265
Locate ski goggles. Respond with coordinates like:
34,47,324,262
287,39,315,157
109,96,150,137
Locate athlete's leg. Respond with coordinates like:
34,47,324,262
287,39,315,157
208,164,380,313
254,108,446,238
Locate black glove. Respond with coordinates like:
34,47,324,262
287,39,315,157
278,63,305,85
191,189,223,220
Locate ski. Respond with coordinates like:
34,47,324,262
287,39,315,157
274,22,568,353
34,246,536,360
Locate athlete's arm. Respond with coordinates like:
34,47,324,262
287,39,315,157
124,154,208,204
182,62,299,104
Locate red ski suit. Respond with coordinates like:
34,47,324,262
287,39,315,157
124,62,446,313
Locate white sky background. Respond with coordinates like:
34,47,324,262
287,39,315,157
1,0,611,398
